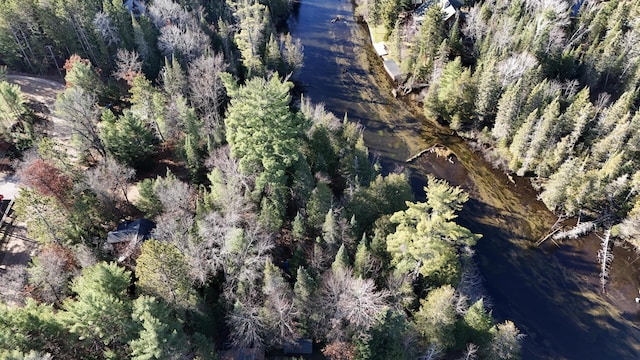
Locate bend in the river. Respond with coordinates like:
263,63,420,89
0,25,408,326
288,0,640,358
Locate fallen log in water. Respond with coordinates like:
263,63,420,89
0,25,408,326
406,145,454,163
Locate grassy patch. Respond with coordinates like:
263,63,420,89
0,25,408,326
369,24,386,43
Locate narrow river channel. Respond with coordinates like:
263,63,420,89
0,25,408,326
287,0,640,358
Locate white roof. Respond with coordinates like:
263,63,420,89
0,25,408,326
373,42,388,56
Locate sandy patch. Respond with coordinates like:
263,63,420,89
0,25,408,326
0,172,20,199
7,75,77,160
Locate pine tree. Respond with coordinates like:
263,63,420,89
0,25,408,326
354,234,372,278
224,75,308,217
100,110,156,167
474,60,500,127
332,243,350,273
492,80,524,144
159,56,187,97
129,296,189,360
233,0,270,77
322,208,339,246
307,182,333,229
508,109,538,172
293,266,317,336
61,262,136,357
459,298,493,349
63,55,102,96
0,299,67,357
519,98,560,176
135,240,197,309
411,5,444,81
292,211,306,241
486,321,524,360
265,33,282,73
386,176,479,285
549,88,595,168
355,308,416,360
415,285,457,351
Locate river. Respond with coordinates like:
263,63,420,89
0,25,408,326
287,0,640,358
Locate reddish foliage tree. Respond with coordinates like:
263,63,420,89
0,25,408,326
27,243,78,304
41,243,78,271
21,159,73,201
321,342,355,360
63,54,90,72
63,55,91,88
62,54,101,91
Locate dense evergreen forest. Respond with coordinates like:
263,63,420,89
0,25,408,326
0,0,524,359
360,0,640,272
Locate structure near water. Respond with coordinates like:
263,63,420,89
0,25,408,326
371,39,404,83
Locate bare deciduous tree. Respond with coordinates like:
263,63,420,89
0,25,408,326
158,25,209,64
417,345,442,360
154,171,194,217
315,268,388,341
261,260,299,346
188,53,227,142
497,52,538,86
281,33,304,74
148,172,197,253
205,146,256,219
113,49,143,85
488,321,525,360
93,12,120,46
148,0,191,29
148,0,210,63
73,243,97,269
300,97,341,131
227,299,265,349
27,244,77,304
0,265,27,306
19,158,73,205
153,212,195,249
457,343,479,360
55,87,105,158
86,156,135,206
457,260,492,308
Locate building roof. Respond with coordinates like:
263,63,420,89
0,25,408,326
414,0,459,22
123,0,146,16
383,58,403,81
373,42,388,56
283,339,313,355
449,0,464,9
107,219,155,244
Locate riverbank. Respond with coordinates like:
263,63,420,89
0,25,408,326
353,0,640,322
289,0,640,358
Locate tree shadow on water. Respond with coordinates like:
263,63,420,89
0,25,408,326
463,204,640,360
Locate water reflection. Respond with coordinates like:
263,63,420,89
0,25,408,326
288,0,640,358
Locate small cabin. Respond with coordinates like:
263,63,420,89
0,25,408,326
414,0,461,24
283,339,313,355
123,0,146,16
383,59,403,82
373,42,388,57
107,219,155,244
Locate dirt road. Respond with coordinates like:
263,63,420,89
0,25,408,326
7,74,76,158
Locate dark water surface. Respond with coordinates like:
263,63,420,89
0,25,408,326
288,0,640,358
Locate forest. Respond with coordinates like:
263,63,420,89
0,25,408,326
360,0,640,274
0,0,524,359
